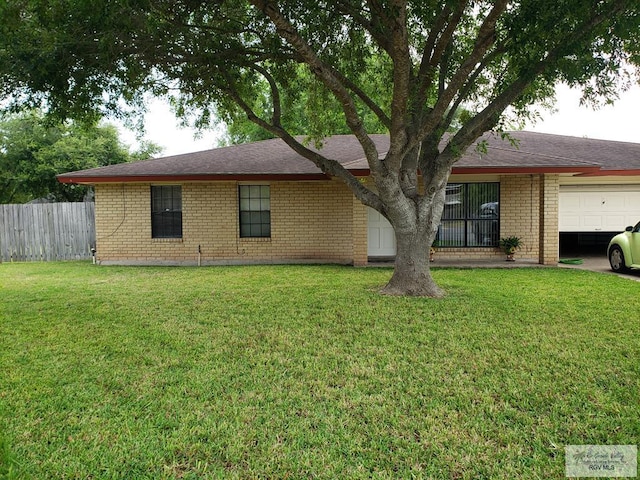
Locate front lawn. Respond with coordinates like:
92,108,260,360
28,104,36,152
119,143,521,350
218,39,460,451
1,263,638,479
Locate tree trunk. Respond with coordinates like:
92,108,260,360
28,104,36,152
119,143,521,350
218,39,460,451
380,228,445,298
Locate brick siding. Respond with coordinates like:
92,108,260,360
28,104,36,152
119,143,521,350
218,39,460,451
95,175,558,266
539,174,560,265
95,180,357,265
499,174,542,261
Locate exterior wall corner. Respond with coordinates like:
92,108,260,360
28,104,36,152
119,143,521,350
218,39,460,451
539,174,560,265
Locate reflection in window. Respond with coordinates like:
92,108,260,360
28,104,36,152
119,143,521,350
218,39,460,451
151,185,182,238
438,183,499,247
239,185,271,238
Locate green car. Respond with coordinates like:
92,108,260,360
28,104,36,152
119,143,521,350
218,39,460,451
608,221,640,272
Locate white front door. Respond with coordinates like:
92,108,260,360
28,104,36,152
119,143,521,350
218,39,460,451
367,208,396,257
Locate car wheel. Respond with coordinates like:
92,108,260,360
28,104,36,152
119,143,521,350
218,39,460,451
609,246,628,272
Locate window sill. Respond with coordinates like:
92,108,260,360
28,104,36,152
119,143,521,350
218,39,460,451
151,237,183,243
239,237,272,243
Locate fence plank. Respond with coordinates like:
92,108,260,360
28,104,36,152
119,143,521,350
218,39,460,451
0,203,95,262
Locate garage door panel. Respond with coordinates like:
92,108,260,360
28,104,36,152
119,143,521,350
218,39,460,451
603,195,625,211
562,215,581,229
604,215,626,229
582,216,603,229
560,187,640,232
582,196,603,209
562,195,581,209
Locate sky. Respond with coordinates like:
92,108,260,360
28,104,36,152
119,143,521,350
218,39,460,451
523,83,640,144
117,82,640,157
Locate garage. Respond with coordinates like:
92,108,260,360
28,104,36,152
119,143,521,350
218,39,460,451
559,185,640,254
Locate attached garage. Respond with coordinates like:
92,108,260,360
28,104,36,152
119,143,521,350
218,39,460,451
559,185,640,254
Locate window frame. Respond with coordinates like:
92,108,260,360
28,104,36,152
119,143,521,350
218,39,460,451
238,184,271,239
437,182,500,248
150,185,183,239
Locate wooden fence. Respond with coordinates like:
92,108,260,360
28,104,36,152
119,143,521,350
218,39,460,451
0,202,95,262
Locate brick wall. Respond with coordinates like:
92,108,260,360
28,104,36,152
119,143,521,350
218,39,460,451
539,174,560,265
496,173,560,264
499,174,541,261
94,175,559,266
94,180,357,265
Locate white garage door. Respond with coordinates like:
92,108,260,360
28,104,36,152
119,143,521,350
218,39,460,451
559,185,640,232
367,208,396,256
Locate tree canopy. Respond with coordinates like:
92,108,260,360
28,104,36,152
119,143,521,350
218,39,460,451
220,59,392,145
0,110,160,203
1,0,638,294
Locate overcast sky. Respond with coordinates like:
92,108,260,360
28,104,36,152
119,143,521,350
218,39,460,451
117,82,640,157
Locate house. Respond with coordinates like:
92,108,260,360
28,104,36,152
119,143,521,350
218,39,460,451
57,131,640,266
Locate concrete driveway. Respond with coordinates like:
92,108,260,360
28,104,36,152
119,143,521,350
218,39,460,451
558,255,640,282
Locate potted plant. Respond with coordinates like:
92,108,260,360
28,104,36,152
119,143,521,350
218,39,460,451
499,236,522,261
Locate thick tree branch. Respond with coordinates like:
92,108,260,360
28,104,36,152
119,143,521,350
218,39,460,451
386,0,411,170
249,63,282,127
250,0,384,175
399,145,419,199
416,1,468,107
414,0,508,147
220,71,383,211
335,0,393,56
445,0,631,162
442,46,506,131
328,66,391,129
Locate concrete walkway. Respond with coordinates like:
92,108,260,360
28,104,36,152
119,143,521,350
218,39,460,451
557,255,640,282
372,255,640,282
369,257,545,269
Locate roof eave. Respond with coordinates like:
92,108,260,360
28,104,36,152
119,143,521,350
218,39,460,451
57,173,332,184
451,166,601,175
57,165,616,185
574,169,640,177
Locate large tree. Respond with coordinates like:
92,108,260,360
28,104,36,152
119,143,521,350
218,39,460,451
220,61,392,145
1,1,638,295
0,110,160,203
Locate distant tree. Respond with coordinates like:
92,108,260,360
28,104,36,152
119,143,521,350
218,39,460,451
0,111,161,203
1,1,638,295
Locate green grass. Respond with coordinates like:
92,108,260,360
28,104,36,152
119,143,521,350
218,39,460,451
1,262,638,479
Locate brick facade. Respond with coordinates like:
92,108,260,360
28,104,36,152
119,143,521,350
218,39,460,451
95,175,560,266
95,180,358,265
499,174,542,262
539,174,560,265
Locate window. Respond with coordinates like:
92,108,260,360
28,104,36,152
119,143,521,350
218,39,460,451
239,185,270,238
438,183,499,247
151,185,182,238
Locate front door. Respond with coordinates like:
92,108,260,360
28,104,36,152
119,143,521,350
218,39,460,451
367,208,396,257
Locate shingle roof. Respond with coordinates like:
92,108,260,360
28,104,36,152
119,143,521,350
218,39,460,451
464,131,640,172
58,131,640,183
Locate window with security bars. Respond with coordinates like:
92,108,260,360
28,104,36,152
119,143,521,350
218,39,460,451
151,185,182,238
239,185,271,238
437,183,499,247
